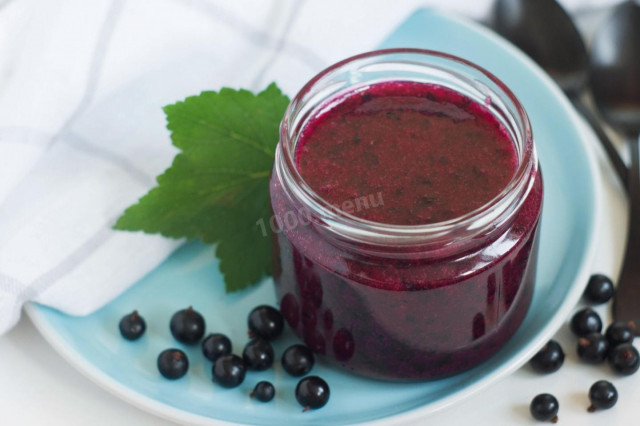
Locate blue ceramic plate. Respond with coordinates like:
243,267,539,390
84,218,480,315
27,9,602,425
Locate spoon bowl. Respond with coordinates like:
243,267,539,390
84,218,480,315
493,0,589,94
590,0,640,135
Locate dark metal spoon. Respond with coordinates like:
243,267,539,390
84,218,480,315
590,0,640,329
492,0,629,186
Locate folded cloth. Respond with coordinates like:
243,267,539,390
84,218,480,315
0,0,622,334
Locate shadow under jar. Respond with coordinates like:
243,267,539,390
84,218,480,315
269,49,543,381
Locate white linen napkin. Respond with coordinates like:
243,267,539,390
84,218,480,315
0,0,621,334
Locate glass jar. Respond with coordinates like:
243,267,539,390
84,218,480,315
269,49,543,381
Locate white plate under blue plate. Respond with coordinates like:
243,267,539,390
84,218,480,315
26,9,602,426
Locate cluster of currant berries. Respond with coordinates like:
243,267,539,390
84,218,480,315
118,305,330,411
528,274,636,423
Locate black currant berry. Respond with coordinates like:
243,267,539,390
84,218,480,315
588,380,618,412
570,308,602,337
605,321,635,348
119,310,146,341
530,393,559,423
282,344,315,377
248,305,284,341
530,340,564,373
170,306,206,345
202,333,232,362
608,344,640,375
157,349,189,379
212,354,246,388
296,376,330,411
583,274,614,304
577,333,609,364
242,338,274,371
251,381,275,402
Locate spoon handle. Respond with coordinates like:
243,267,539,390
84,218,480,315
613,135,640,332
570,96,629,187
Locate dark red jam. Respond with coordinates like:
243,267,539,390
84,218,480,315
295,82,518,225
270,80,543,380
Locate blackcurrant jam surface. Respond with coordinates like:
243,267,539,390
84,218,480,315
270,76,543,380
295,81,518,225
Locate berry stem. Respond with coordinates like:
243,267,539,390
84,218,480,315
587,404,596,413
302,406,310,413
551,415,558,423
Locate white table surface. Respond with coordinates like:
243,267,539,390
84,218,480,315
1,1,637,425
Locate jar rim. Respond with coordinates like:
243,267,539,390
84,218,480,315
276,48,536,246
